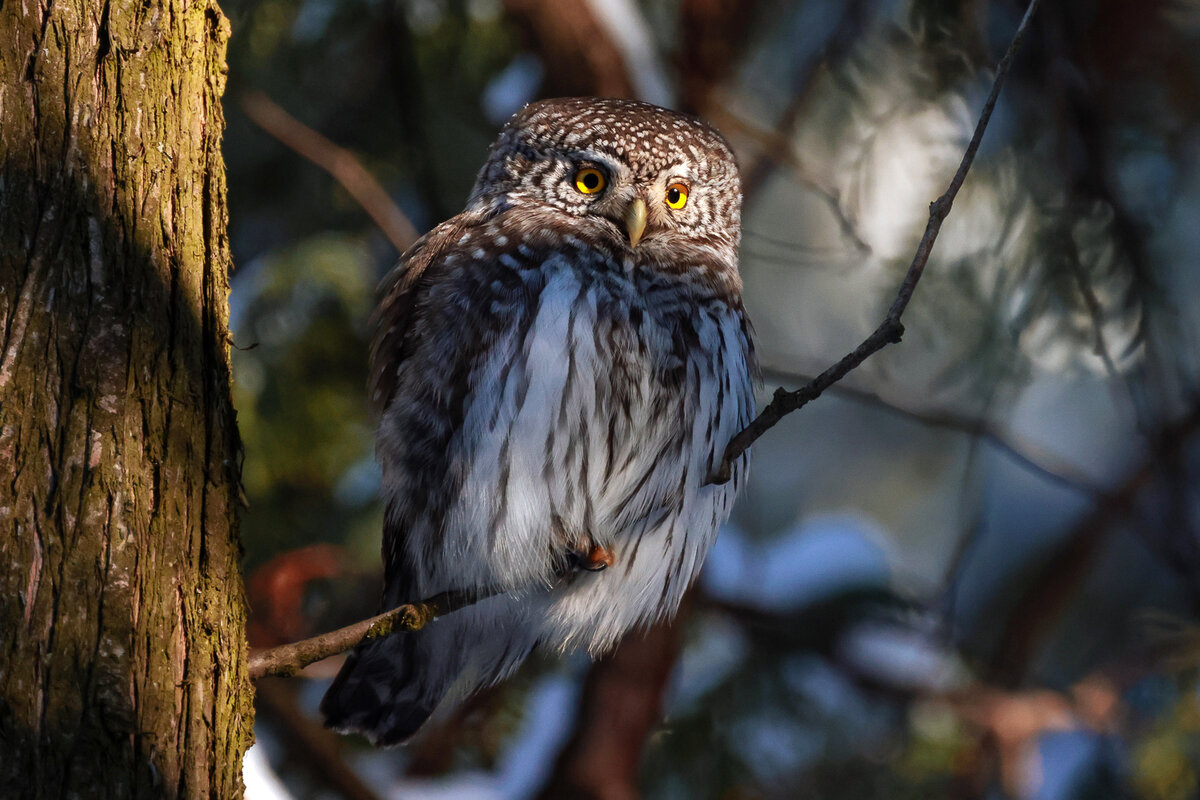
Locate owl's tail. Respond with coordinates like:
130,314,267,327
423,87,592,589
320,631,439,746
320,597,539,746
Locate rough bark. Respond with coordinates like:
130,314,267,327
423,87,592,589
0,0,252,796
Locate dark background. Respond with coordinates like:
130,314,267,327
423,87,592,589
221,1,1200,797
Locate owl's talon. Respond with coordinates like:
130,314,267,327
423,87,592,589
584,544,614,571
568,544,615,572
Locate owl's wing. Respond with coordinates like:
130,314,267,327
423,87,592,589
368,214,473,418
325,214,488,745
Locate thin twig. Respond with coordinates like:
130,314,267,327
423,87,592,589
240,91,420,253
248,586,490,680
707,0,1043,486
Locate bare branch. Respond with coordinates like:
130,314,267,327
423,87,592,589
248,586,491,680
708,0,1044,486
240,91,420,253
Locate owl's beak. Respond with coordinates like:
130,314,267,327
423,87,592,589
623,197,648,248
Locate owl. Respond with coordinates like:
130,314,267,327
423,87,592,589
320,97,756,745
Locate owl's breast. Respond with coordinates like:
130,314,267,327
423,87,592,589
510,254,755,653
382,238,753,601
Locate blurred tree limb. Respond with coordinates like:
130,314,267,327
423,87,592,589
992,399,1200,684
536,610,685,800
760,364,1102,494
676,0,761,114
255,679,384,800
240,91,419,253
503,0,637,99
734,0,872,200
708,0,1045,485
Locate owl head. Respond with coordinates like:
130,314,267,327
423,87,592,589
469,97,742,270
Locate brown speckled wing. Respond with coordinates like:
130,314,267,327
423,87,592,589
367,214,477,418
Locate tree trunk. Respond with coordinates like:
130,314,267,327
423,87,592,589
0,0,252,795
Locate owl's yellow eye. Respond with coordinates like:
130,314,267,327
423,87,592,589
574,168,606,195
665,182,689,209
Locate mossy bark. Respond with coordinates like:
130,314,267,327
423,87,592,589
0,0,252,795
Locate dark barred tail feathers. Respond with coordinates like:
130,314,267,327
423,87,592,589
320,630,440,746
320,595,543,745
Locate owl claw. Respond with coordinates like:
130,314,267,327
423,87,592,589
568,544,615,572
587,544,615,570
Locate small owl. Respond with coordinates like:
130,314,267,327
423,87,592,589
321,97,756,745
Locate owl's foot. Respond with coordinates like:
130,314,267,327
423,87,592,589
568,544,615,572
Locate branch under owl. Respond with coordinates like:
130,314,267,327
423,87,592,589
248,586,488,680
707,0,1043,486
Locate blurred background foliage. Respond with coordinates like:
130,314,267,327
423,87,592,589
222,0,1200,797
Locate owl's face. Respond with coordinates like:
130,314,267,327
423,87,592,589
469,97,742,270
